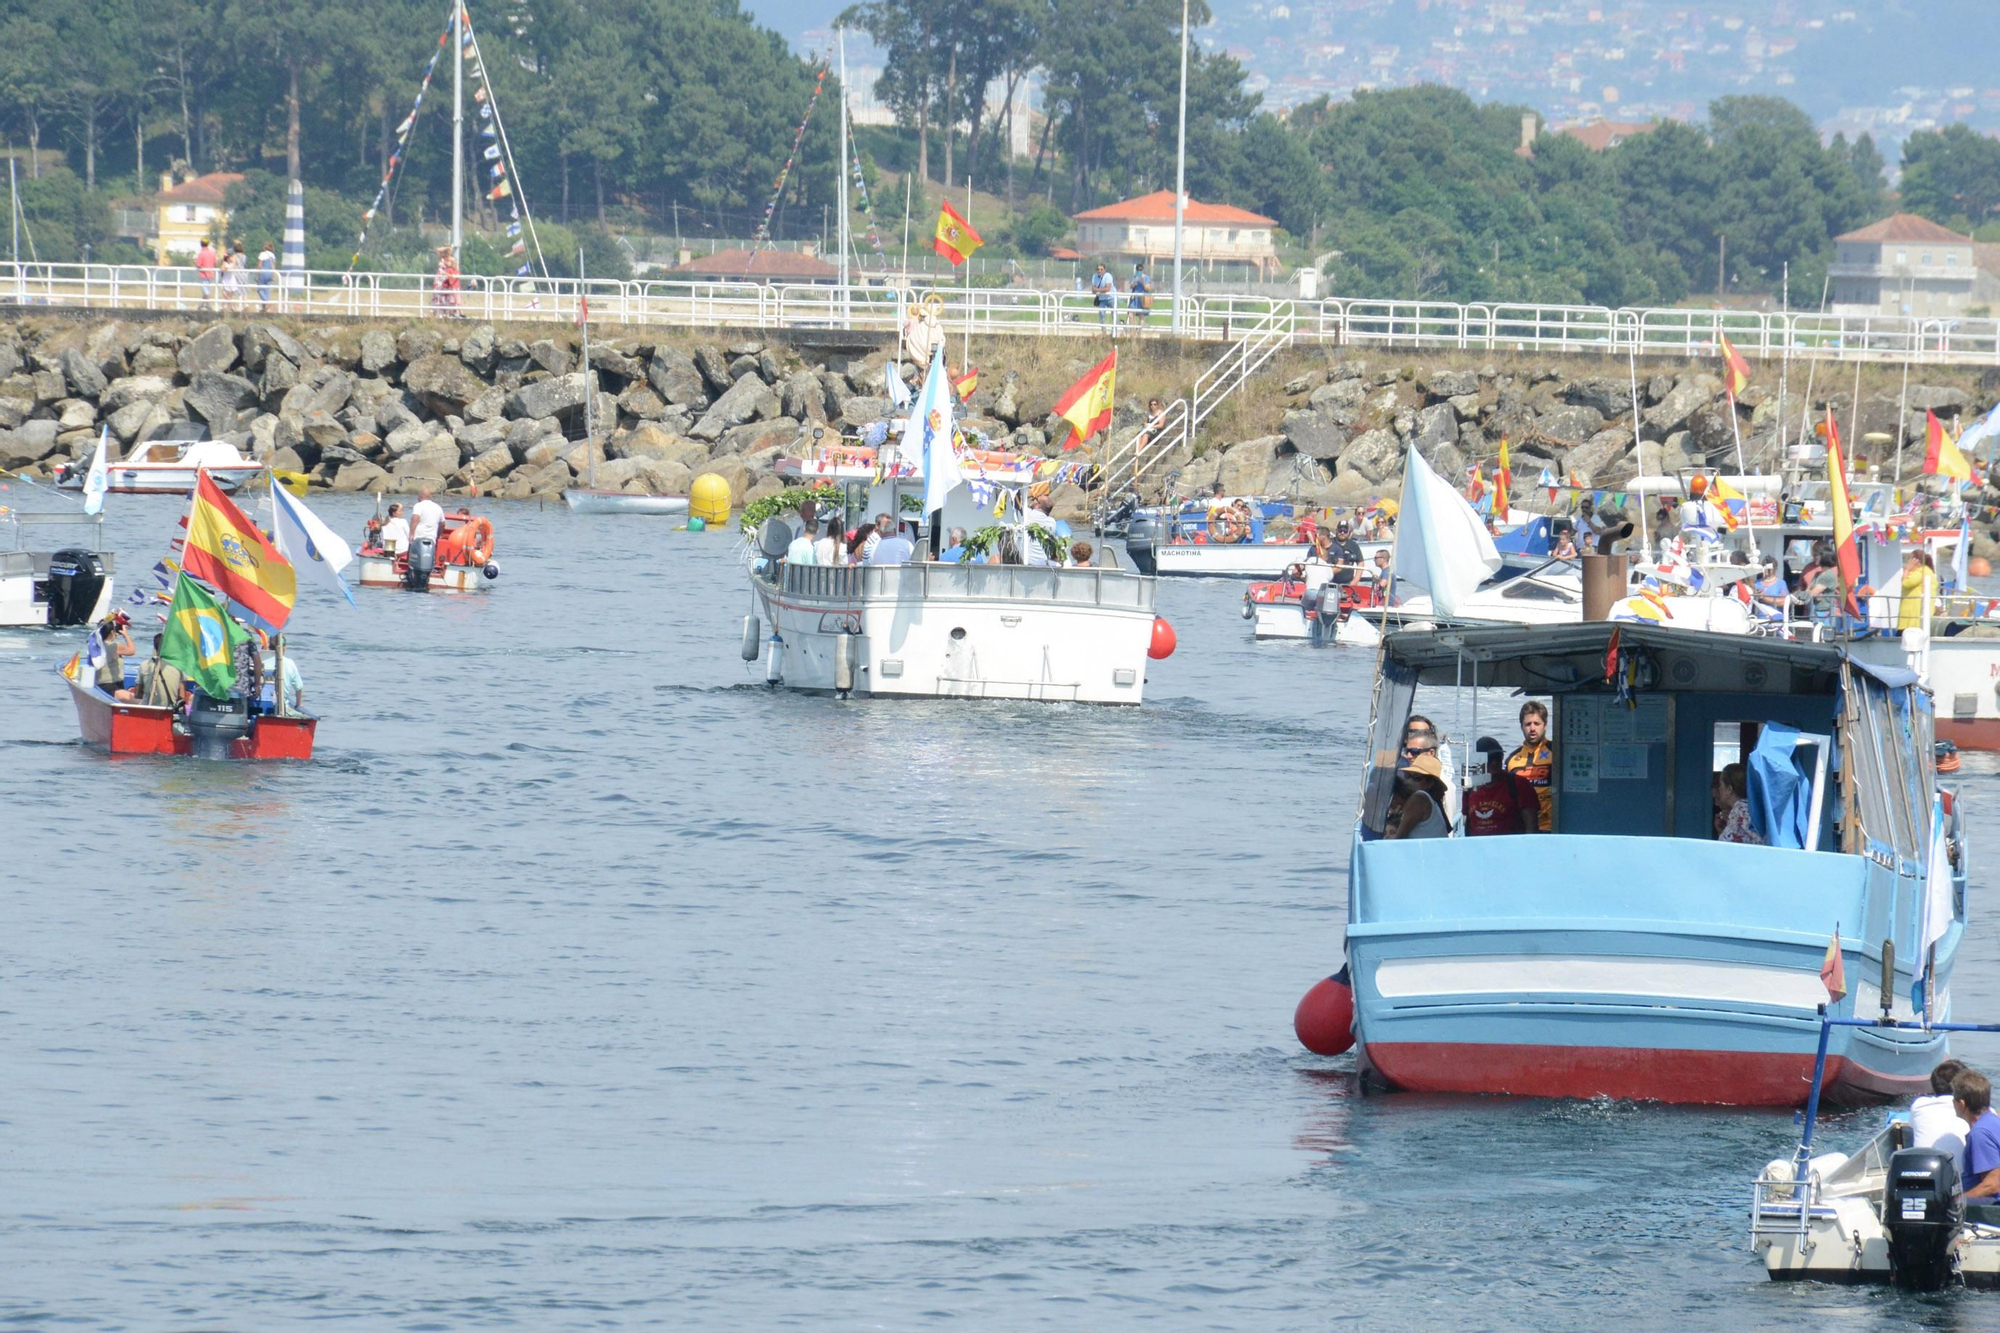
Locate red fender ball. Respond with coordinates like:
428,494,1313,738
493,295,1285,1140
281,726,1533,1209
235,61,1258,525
1971,557,1992,578
1148,615,1177,659
1294,974,1355,1056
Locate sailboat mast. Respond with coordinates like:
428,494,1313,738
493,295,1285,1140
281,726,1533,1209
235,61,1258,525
450,3,464,260
579,248,593,487
837,26,851,328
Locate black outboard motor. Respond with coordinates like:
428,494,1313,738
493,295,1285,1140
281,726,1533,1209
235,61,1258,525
1885,1148,1962,1289
1125,513,1158,576
42,548,106,627
186,692,253,760
404,536,436,590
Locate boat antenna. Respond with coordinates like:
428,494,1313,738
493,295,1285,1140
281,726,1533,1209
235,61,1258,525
578,247,593,488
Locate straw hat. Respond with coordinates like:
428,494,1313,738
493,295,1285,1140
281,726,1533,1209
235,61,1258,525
1400,752,1445,780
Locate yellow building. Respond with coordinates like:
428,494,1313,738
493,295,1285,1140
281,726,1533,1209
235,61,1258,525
153,171,243,265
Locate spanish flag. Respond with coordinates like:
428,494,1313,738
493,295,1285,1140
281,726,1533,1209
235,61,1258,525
1924,409,1974,484
1053,350,1116,450
1711,475,1746,531
1825,411,1862,618
952,366,979,401
1720,335,1751,399
932,200,983,266
161,572,252,699
181,470,296,633
1493,437,1511,520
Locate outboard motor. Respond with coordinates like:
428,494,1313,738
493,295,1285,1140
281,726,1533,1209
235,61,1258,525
1125,513,1158,576
186,692,253,760
42,548,106,626
1884,1148,1961,1290
404,536,437,590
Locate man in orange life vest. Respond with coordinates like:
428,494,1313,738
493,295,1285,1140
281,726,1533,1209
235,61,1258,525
1505,701,1554,832
1466,736,1541,836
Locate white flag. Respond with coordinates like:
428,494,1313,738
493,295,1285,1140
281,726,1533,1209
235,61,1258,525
884,359,911,410
81,425,109,515
1392,442,1501,620
904,344,961,516
270,476,355,605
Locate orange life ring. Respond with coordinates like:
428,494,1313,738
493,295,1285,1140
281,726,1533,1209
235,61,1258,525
1209,509,1244,544
442,515,494,566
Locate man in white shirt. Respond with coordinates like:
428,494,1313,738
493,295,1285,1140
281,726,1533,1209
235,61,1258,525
1912,1059,1970,1183
379,503,410,555
785,499,819,566
410,488,444,544
868,526,915,565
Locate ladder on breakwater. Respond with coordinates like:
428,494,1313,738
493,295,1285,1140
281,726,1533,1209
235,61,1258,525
1095,301,1298,513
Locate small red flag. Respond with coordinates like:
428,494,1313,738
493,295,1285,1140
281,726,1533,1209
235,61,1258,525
1820,928,1847,1002
1602,626,1621,683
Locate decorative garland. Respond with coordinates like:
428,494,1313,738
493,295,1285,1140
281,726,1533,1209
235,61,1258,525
753,62,828,248
958,523,1068,564
738,483,844,533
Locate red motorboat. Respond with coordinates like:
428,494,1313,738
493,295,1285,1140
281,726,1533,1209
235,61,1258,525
61,666,316,759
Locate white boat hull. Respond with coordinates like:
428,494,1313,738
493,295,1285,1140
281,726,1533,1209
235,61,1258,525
563,489,689,515
56,464,261,494
353,554,492,593
0,566,114,627
754,561,1157,705
1154,539,1387,579
1251,602,1310,640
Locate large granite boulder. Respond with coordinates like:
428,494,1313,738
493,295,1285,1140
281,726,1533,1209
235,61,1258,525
358,329,399,375
59,348,106,399
648,346,706,407
618,423,709,470
689,374,778,442
1283,407,1348,461
177,323,239,375
184,370,260,430
507,372,590,421
1336,427,1402,483
403,353,490,415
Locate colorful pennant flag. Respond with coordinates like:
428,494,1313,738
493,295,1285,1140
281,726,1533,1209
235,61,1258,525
1825,411,1863,618
1720,335,1751,399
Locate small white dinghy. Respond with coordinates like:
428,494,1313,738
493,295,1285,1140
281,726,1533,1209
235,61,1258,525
562,489,689,515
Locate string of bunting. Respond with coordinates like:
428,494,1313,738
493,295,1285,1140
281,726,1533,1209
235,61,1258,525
842,113,889,272
752,62,828,248
346,3,546,281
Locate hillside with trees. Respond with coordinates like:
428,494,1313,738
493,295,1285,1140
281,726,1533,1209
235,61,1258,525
0,0,1991,305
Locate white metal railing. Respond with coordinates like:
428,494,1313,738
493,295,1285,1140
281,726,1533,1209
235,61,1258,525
3,261,2000,366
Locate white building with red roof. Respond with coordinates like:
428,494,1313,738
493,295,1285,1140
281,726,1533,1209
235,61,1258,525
153,171,244,265
1070,191,1280,279
1829,213,1986,319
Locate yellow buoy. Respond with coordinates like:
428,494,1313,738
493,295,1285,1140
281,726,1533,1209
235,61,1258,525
689,472,730,527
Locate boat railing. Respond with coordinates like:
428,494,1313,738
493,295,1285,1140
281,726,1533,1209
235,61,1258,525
786,559,1155,612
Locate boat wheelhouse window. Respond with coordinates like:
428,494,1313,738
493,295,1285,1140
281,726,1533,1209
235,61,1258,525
1500,580,1577,602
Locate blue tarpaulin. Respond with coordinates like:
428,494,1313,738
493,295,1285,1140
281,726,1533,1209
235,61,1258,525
1494,515,1553,557
1747,723,1813,850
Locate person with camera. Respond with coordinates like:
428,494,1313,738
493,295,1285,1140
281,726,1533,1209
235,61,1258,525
93,611,135,694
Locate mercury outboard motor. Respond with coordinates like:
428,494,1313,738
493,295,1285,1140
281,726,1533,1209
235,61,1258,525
1125,513,1158,575
42,548,106,626
1885,1148,1962,1289
404,536,436,590
186,692,253,760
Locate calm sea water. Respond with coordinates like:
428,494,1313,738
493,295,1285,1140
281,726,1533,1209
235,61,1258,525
2,491,1997,1331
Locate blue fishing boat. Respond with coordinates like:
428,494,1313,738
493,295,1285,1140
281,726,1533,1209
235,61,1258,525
1303,620,1967,1106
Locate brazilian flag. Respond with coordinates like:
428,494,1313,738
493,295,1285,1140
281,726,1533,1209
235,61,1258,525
161,573,251,699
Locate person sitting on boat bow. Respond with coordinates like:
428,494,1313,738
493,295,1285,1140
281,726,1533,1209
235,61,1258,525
1389,752,1452,840
379,503,410,556
1463,737,1541,836
115,632,186,707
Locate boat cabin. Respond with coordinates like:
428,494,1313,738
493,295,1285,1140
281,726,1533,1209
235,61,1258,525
1359,621,1933,857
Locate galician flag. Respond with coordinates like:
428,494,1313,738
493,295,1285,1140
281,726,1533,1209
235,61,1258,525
270,475,355,605
81,425,109,515
904,343,962,516
161,572,252,699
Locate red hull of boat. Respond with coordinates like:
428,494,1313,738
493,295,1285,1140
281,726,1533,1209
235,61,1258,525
64,674,316,760
1359,1041,1925,1107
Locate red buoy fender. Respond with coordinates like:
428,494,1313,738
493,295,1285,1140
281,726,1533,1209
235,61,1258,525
1148,616,1177,659
1295,970,1355,1056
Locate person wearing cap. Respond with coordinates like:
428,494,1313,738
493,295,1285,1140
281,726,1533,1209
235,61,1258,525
1463,736,1541,836
1327,518,1364,587
1389,752,1452,840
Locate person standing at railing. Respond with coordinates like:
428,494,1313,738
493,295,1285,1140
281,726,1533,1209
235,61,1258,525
1090,264,1115,327
433,246,462,316
256,240,276,313
1126,264,1153,330
1897,548,1937,633
194,239,218,310
219,240,245,310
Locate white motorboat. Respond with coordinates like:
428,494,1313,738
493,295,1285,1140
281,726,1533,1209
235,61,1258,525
52,424,263,495
562,489,689,515
1751,1004,1998,1290
0,508,114,628
1124,497,1387,578
748,451,1164,705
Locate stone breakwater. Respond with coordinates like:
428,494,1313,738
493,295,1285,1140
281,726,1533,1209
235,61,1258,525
0,316,1989,523
0,317,1108,512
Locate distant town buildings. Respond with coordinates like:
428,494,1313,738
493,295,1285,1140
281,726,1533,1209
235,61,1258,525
154,171,242,265
1828,214,2000,318
1071,192,1280,279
